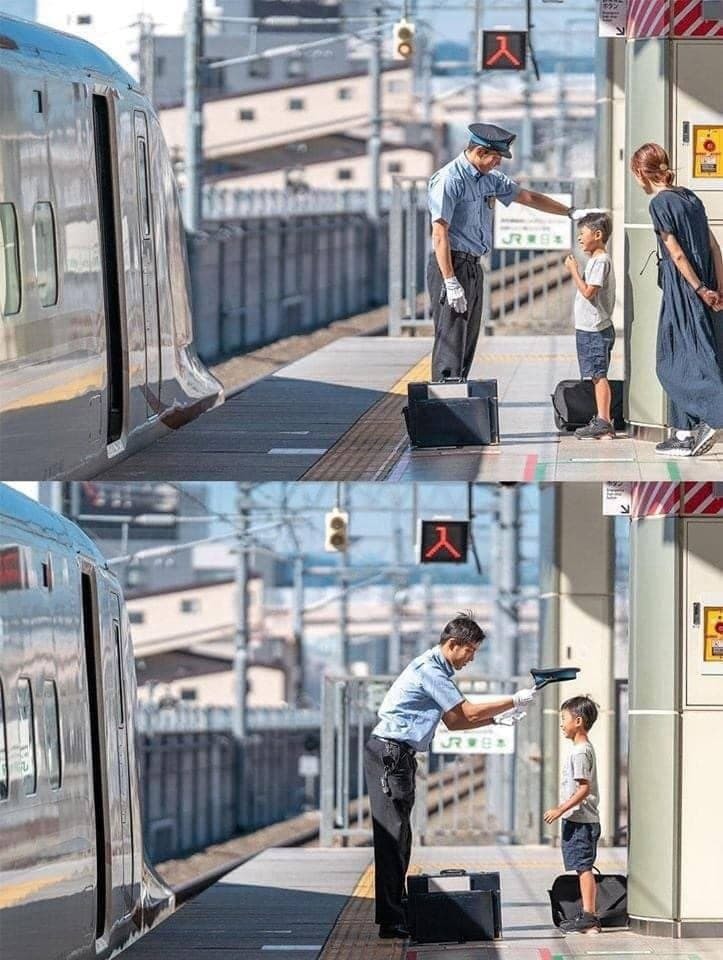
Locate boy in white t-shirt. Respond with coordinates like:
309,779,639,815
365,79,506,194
564,213,616,440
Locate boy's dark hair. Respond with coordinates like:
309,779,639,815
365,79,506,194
561,696,599,731
440,611,485,647
577,212,612,243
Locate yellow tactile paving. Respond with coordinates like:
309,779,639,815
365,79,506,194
318,863,407,960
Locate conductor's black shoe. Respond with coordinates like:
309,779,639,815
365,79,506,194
378,924,409,939
559,911,601,935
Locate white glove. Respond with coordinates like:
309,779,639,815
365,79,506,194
444,276,468,314
569,207,610,221
512,686,537,708
494,707,526,726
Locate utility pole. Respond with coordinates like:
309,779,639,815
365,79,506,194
489,484,520,841
184,0,204,232
338,483,351,670
389,518,405,673
555,61,568,178
292,553,305,706
367,4,383,304
233,482,252,742
137,15,156,108
470,0,481,122
421,569,434,655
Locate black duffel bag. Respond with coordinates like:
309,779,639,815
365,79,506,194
403,379,500,448
551,379,626,432
548,868,628,929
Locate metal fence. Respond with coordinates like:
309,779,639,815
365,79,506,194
200,186,396,219
138,718,322,863
136,702,322,732
188,205,427,363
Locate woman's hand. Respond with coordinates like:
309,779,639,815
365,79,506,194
563,254,579,275
698,286,720,310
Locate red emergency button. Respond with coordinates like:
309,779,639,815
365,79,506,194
715,621,723,635
704,139,716,153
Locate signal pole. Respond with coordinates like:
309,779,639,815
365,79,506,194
233,482,252,742
184,0,204,232
137,15,156,108
470,0,481,122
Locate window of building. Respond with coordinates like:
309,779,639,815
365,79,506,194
42,680,61,789
386,78,405,93
155,56,166,78
387,161,404,173
0,203,21,317
0,680,8,801
129,610,145,624
286,56,307,79
249,58,271,79
288,98,305,111
32,202,58,308
337,168,354,181
238,109,255,121
180,598,200,613
337,87,353,101
76,14,92,25
180,688,197,701
17,678,36,796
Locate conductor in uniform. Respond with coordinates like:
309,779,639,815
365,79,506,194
428,123,580,380
364,612,538,939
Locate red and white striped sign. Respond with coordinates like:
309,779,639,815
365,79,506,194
673,0,723,37
681,482,723,515
632,482,723,517
627,1,723,38
627,0,671,37
632,482,682,517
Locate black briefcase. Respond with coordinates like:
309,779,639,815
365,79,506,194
551,379,626,432
407,868,502,944
403,379,500,448
548,869,628,929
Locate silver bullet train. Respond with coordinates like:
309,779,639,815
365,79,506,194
0,484,175,959
0,15,223,480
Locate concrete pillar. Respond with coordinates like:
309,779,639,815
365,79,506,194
628,502,723,937
539,484,616,845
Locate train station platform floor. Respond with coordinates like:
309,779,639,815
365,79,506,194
123,844,723,960
99,334,723,482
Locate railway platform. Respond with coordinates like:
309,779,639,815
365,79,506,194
99,333,723,482
123,844,721,960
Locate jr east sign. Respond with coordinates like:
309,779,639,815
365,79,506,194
494,193,573,251
432,695,515,755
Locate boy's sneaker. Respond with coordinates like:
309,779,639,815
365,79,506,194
655,436,694,457
559,912,601,935
575,416,615,440
690,423,717,457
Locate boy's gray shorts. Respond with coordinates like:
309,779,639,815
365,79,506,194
576,325,615,379
561,820,601,872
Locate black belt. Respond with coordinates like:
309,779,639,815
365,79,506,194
451,249,483,263
372,735,416,756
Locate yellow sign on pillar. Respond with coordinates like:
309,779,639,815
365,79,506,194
703,605,723,662
693,126,723,178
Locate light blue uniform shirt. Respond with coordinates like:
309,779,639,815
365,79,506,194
428,152,521,257
372,646,464,752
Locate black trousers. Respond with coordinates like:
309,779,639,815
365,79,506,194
364,736,417,927
427,251,484,381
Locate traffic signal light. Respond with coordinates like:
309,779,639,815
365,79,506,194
418,520,469,564
392,18,415,61
481,30,527,71
325,508,349,552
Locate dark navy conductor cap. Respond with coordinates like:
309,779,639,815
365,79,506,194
467,123,516,158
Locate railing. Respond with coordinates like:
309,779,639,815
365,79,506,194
199,186,407,219
136,701,322,733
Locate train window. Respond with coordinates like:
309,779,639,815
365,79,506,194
17,678,37,795
42,680,62,789
32,202,58,307
113,622,125,727
0,203,21,317
0,680,8,800
137,138,151,238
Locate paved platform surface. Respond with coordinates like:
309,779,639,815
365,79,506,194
98,334,723,481
122,845,722,960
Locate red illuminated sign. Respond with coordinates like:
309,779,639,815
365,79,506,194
419,521,469,564
482,31,527,71
0,545,26,590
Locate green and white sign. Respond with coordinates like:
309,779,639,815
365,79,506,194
494,192,572,251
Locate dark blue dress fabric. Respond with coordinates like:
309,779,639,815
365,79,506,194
649,187,723,430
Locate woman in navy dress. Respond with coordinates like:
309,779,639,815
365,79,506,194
631,143,723,458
